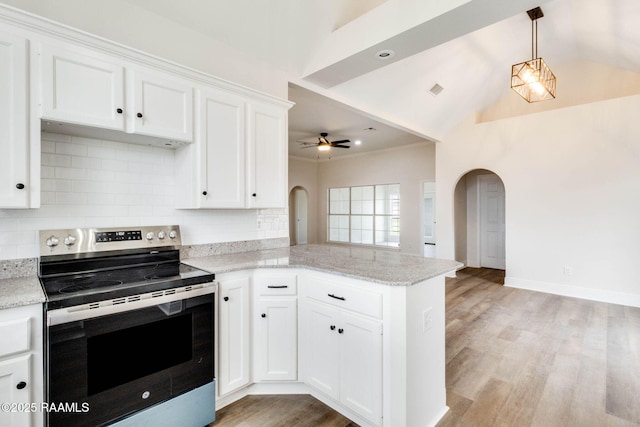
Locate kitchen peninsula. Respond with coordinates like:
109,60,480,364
184,244,462,427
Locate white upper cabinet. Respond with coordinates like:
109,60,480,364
247,100,288,208
39,43,193,143
176,89,290,209
0,31,29,208
40,44,125,130
178,87,246,208
129,69,193,142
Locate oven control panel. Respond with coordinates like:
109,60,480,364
39,225,182,257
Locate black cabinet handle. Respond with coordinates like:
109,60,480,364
16,381,27,390
267,285,288,289
16,183,25,190
116,108,123,114
328,293,345,301
261,313,266,318
338,328,344,334
137,112,143,118
223,296,229,302
330,325,336,331
252,193,256,197
202,191,207,196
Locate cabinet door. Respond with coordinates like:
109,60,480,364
246,100,287,208
40,44,125,130
303,300,340,400
339,311,383,425
198,88,246,208
254,298,297,381
0,32,29,208
218,276,251,396
0,354,32,427
130,69,193,142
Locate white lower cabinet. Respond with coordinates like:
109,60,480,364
0,304,43,427
253,298,297,381
303,299,382,426
252,273,298,382
217,274,251,396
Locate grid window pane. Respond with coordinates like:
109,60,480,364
328,184,399,248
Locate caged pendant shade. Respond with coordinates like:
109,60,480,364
511,7,556,102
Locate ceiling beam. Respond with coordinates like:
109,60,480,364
303,0,552,88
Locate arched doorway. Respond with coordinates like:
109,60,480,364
453,169,505,269
289,186,308,246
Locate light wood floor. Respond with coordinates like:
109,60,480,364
212,268,640,427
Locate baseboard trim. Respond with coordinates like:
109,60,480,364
505,276,640,308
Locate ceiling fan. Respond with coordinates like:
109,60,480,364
299,132,350,151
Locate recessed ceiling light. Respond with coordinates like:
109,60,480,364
363,127,377,132
375,49,395,60
354,140,362,146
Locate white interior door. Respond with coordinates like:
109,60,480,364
479,174,505,269
295,189,308,245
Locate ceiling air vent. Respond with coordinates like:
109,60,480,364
428,83,444,96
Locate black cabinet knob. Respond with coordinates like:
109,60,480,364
338,328,344,334
252,193,256,197
202,191,207,196
137,112,143,118
261,313,266,318
330,325,336,331
16,381,27,390
16,183,25,190
223,296,229,302
116,108,123,114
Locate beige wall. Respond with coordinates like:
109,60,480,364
288,157,319,244
315,143,435,255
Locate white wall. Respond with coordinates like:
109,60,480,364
437,94,640,307
0,133,288,260
317,143,435,255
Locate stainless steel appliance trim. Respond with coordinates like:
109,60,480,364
47,281,217,326
39,225,182,257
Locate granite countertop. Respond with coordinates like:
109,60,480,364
0,276,46,310
183,244,463,286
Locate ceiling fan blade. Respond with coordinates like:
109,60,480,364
300,144,319,149
331,139,350,144
333,145,350,148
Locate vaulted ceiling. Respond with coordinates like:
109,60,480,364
103,0,640,158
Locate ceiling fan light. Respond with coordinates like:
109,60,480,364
318,144,331,151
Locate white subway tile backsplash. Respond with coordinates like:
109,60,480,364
41,139,56,153
55,167,87,181
56,142,88,157
72,156,102,170
2,133,288,260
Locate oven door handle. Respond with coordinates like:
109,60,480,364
47,282,217,326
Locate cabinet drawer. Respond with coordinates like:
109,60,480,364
254,274,297,296
305,277,382,319
0,317,30,357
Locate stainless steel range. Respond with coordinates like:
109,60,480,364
38,225,216,427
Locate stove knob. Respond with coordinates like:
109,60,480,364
169,230,177,240
157,231,166,240
146,232,155,241
64,235,76,246
46,236,59,247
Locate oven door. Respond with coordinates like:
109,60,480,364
46,292,214,427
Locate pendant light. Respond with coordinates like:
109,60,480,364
511,7,556,102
